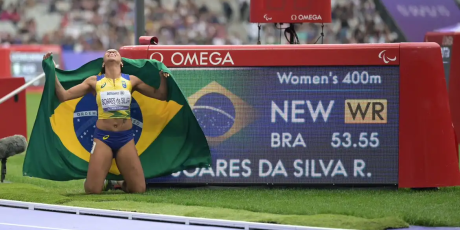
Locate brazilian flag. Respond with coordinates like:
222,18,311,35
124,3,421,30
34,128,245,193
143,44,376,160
23,56,211,181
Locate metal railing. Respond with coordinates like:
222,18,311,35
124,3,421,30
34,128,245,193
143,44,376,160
0,64,59,105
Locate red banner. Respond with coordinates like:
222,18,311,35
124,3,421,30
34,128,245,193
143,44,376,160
250,0,332,23
118,44,400,67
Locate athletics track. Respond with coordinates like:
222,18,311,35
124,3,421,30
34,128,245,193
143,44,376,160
0,200,345,230
0,200,459,230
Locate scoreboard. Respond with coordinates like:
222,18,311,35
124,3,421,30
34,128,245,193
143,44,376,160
160,66,399,184
0,45,62,86
120,41,460,188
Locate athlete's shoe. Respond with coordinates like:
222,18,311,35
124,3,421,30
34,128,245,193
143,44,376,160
103,180,122,191
83,179,118,192
113,181,122,190
102,180,112,191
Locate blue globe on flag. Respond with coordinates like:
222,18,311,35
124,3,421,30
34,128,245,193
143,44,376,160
193,92,235,137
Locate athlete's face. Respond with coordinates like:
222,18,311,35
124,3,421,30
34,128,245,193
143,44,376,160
104,49,121,63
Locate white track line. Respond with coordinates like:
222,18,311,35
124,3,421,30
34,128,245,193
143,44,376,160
0,223,73,230
0,199,353,230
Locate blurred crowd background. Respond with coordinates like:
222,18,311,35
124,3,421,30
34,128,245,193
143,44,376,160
0,0,458,51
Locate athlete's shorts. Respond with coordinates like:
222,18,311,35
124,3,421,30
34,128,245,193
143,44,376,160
93,127,134,158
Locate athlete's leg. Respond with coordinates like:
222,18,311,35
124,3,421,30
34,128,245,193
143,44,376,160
115,140,146,193
84,139,113,194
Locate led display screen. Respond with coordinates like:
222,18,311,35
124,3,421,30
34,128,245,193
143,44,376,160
10,52,61,86
146,66,400,184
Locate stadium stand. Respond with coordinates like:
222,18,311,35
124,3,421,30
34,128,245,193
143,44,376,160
0,0,398,50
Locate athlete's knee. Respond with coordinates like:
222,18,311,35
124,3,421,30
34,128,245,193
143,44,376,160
84,180,103,194
127,182,146,193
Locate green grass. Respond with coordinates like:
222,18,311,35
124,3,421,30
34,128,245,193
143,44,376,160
0,93,459,230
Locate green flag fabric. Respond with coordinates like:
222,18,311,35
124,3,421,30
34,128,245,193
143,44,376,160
23,56,211,181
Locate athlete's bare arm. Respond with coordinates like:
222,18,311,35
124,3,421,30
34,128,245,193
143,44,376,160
55,76,96,102
43,52,96,102
130,71,169,101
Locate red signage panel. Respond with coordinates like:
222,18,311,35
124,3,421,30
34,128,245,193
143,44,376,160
122,44,400,67
0,78,27,139
425,32,460,147
249,0,332,23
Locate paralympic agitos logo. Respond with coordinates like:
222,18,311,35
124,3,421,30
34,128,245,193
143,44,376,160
149,51,235,66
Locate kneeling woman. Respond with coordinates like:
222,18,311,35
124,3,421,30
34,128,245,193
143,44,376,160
43,49,170,194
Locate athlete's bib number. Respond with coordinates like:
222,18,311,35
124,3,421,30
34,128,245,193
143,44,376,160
100,90,131,112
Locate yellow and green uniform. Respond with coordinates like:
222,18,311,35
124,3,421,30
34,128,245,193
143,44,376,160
95,73,133,119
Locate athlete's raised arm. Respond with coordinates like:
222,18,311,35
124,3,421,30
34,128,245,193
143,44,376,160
43,52,95,102
130,71,169,101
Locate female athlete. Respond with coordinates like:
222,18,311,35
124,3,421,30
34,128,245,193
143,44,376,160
43,49,170,194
